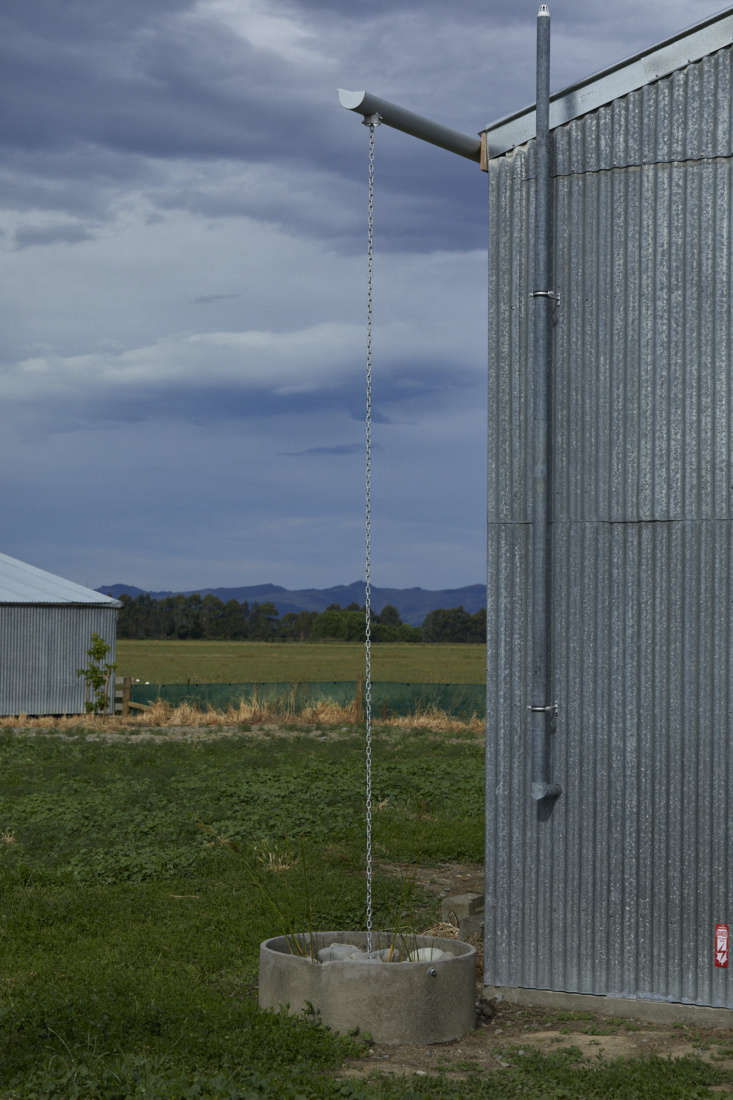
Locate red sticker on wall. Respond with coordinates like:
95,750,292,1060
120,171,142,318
715,924,729,968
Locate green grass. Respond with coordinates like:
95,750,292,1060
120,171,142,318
0,729,728,1099
115,640,486,685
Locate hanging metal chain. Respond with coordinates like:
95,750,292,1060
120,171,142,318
363,113,379,956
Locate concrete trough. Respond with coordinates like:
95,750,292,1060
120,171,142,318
259,930,476,1044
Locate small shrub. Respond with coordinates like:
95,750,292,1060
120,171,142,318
76,634,117,714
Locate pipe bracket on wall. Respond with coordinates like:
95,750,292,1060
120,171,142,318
530,291,561,325
528,701,558,719
532,782,562,802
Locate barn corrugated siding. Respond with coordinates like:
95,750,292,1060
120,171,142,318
485,46,732,1007
0,605,118,716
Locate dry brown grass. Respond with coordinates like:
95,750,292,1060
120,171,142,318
420,919,461,939
387,706,483,735
420,918,484,981
2,697,483,738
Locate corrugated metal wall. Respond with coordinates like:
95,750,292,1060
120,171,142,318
0,605,118,716
485,47,732,1007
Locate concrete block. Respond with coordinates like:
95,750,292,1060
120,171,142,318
459,914,484,940
440,892,484,922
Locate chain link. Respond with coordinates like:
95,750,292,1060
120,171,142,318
364,116,378,956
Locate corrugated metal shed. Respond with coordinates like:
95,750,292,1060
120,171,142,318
483,12,731,1010
0,552,121,606
0,553,120,716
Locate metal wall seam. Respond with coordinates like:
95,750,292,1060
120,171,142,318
551,47,733,176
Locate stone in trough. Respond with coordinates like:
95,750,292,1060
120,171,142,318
317,942,365,962
409,946,451,962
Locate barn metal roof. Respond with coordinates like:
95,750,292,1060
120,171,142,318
483,6,733,157
0,552,121,606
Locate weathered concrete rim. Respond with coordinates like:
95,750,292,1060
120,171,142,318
262,929,476,962
484,985,733,1028
259,930,476,1044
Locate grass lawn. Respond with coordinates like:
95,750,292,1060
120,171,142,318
115,640,486,685
0,725,728,1099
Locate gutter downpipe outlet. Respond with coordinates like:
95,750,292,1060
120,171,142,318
338,89,482,163
529,3,561,803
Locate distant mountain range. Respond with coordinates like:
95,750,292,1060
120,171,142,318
97,581,485,627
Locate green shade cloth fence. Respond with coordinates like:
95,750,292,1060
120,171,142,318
130,681,486,719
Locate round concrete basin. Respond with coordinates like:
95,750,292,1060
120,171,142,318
258,930,476,1044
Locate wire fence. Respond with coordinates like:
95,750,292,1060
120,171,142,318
129,680,486,719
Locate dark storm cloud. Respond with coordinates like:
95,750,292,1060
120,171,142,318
281,442,362,457
1,343,479,437
2,26,250,160
13,222,95,249
0,0,718,592
151,156,484,255
193,293,241,304
0,145,155,223
1,0,345,167
0,0,487,251
2,0,701,255
0,1,714,172
98,366,473,429
303,0,684,31
1,1,310,228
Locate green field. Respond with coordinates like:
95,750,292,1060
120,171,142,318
1,728,727,1099
116,640,486,685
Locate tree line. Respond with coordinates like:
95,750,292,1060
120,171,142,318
116,593,486,643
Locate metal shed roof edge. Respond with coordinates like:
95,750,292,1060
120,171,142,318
0,602,122,608
483,6,733,158
0,552,121,607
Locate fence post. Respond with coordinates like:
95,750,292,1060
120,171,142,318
114,676,132,717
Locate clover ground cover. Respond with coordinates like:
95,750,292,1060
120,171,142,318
0,728,727,1098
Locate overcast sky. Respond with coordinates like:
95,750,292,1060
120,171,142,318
0,0,720,591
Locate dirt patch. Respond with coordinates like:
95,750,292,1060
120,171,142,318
376,860,484,900
354,861,733,1085
341,1001,733,1083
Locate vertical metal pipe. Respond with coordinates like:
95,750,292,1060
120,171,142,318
530,2,561,801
